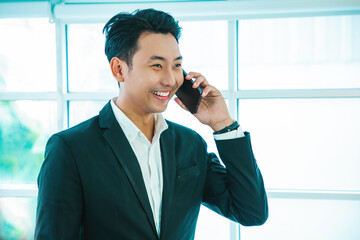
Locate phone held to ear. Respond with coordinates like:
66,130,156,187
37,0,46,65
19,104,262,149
175,70,202,114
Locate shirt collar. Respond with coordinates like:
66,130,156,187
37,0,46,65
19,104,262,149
153,112,168,142
110,98,168,143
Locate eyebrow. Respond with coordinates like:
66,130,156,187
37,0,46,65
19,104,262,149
149,55,183,61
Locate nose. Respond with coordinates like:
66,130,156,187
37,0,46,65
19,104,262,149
161,69,177,87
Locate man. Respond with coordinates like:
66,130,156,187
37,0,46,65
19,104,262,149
35,8,268,240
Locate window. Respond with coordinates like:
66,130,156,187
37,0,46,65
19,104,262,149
0,18,56,92
0,197,37,240
242,198,360,240
1,1,360,240
67,24,114,92
237,15,360,239
237,15,360,90
0,18,56,240
180,21,229,90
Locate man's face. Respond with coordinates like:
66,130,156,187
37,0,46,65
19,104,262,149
119,32,183,116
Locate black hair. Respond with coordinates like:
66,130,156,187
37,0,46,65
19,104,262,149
103,8,182,68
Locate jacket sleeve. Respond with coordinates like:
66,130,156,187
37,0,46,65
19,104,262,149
35,134,83,239
201,132,268,226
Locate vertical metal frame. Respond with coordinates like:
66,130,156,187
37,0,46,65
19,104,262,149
227,20,238,120
55,19,68,131
227,19,241,240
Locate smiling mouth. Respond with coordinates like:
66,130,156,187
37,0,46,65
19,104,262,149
151,91,170,97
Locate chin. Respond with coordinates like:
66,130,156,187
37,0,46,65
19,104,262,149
156,107,167,113
153,104,168,113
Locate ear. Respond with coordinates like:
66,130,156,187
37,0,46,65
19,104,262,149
110,57,127,83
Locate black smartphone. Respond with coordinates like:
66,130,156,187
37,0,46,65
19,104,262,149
175,70,202,114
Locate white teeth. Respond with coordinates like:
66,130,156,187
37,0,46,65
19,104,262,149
152,91,170,97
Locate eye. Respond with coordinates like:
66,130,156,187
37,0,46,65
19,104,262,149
152,64,162,68
174,63,182,68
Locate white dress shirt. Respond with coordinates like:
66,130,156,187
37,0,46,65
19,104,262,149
110,98,245,236
111,99,168,236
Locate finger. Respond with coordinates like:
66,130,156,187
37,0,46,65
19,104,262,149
184,73,193,80
174,97,189,112
187,72,209,88
187,71,201,78
183,73,197,86
201,85,217,97
184,71,202,81
192,75,208,88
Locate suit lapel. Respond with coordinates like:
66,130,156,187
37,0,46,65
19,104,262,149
159,126,177,239
99,102,158,237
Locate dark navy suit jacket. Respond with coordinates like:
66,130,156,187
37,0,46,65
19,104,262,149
35,101,268,240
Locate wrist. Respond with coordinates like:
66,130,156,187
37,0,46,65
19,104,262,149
213,120,239,135
211,118,235,132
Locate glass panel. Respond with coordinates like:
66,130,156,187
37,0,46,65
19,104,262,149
0,101,57,184
195,206,230,240
68,100,108,127
241,198,360,240
0,18,56,92
238,15,360,89
179,21,228,90
238,98,360,190
0,197,36,240
67,24,117,92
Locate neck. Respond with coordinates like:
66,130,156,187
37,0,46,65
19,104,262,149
114,98,155,142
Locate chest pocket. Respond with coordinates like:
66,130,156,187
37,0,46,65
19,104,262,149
173,164,203,210
176,165,200,180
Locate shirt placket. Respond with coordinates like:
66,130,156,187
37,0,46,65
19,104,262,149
148,144,161,235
